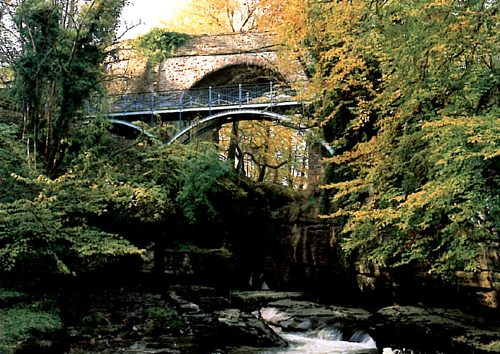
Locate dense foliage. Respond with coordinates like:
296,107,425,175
160,0,285,34
281,0,500,274
4,0,126,176
0,116,244,287
133,28,190,65
0,290,62,354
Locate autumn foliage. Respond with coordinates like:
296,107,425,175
280,0,500,274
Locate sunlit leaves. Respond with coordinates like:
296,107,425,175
160,0,281,34
219,120,308,188
282,0,500,274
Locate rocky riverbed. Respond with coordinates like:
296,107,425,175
60,287,500,354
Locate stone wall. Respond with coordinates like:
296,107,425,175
173,32,278,56
307,143,327,188
106,32,293,95
158,52,279,91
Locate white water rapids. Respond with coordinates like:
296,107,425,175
274,329,378,354
247,307,380,354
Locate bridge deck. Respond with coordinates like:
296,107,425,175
89,83,302,119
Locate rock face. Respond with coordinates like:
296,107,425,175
235,295,500,354
354,250,500,309
257,199,500,309
370,306,500,354
64,286,289,354
260,204,358,302
216,309,287,348
260,299,373,340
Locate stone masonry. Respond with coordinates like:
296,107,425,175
107,32,299,94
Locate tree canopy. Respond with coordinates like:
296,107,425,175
160,0,285,34
280,0,500,274
3,0,126,176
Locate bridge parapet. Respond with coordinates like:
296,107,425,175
172,32,278,57
90,83,300,117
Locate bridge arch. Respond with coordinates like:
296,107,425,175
190,63,287,89
168,109,309,145
107,114,327,188
109,119,161,143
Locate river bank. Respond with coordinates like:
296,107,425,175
59,286,500,354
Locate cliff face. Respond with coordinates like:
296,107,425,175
269,198,500,309
144,186,499,309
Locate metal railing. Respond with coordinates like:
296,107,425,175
88,83,298,115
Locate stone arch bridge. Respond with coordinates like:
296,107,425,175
101,32,325,185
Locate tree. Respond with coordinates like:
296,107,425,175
280,0,500,274
219,120,308,187
160,0,284,34
7,0,126,176
0,120,145,287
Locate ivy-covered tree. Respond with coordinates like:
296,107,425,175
9,0,126,176
281,0,500,275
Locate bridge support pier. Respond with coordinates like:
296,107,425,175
308,142,327,188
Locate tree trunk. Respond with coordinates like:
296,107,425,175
227,121,239,167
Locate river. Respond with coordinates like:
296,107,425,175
227,306,380,354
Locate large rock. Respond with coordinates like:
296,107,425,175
230,291,311,312
168,287,288,350
216,309,288,348
370,306,500,353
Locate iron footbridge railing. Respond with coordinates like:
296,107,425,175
87,83,300,117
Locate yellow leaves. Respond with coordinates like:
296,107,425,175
467,134,492,145
424,0,453,10
322,178,362,192
391,194,406,204
161,0,279,34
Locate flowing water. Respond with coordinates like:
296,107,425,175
227,328,378,354
227,307,380,354
273,329,378,354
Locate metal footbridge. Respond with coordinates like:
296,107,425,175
88,82,308,144
90,83,302,120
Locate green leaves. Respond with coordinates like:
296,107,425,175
11,0,126,176
176,145,236,224
133,28,189,66
285,0,500,274
0,168,146,285
0,307,62,353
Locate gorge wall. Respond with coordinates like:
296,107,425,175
147,192,500,309
274,203,500,309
